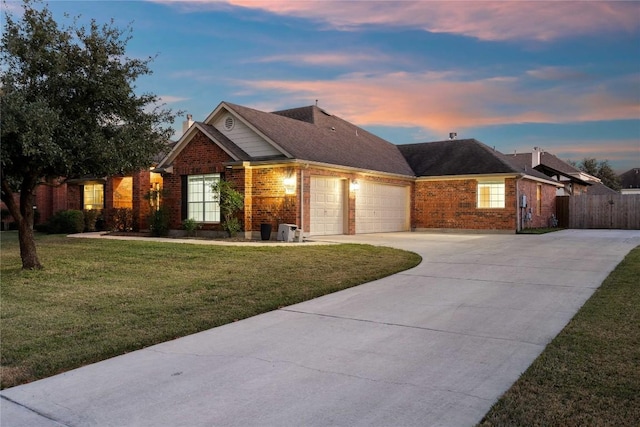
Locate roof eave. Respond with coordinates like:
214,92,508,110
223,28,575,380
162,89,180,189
226,159,416,180
417,173,521,181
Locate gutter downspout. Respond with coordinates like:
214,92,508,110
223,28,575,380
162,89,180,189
516,177,522,232
298,168,304,242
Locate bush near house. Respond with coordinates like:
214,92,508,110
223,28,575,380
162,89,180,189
83,209,100,232
107,208,134,232
46,210,84,234
149,207,170,237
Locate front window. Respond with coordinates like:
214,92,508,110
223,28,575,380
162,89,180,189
187,174,220,222
83,183,104,210
477,181,505,208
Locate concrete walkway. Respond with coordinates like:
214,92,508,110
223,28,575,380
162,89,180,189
2,229,638,426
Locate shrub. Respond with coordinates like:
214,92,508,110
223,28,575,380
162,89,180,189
83,209,101,232
222,216,242,237
149,207,170,237
107,208,134,232
212,180,244,237
182,218,200,237
48,210,85,234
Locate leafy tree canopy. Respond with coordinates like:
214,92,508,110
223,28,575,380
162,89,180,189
1,0,178,268
569,157,622,191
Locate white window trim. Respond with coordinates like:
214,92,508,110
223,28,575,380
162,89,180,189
477,180,505,209
187,174,221,223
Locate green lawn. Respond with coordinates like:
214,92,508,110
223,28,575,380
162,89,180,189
479,246,640,426
0,232,421,389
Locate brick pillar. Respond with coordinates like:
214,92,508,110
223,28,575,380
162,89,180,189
133,170,151,231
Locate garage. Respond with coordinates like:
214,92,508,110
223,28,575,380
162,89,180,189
310,177,345,235
356,182,410,233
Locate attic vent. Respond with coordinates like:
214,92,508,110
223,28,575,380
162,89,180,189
223,115,235,131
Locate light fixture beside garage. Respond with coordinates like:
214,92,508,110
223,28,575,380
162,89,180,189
350,180,360,192
283,171,296,195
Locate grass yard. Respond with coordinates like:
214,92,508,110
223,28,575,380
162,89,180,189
479,246,640,426
0,232,421,389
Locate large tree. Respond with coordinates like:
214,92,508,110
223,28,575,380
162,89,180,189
570,158,622,191
1,0,177,269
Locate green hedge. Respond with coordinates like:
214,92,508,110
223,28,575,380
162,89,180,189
47,210,85,234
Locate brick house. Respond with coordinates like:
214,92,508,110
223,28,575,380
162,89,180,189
154,102,562,237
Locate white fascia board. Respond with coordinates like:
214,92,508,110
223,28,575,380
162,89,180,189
156,121,248,171
230,159,415,181
156,124,199,169
571,171,601,183
522,174,565,187
203,101,228,125
208,102,293,158
416,173,519,182
195,123,242,161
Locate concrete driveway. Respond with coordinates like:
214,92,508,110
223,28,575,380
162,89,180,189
2,229,638,426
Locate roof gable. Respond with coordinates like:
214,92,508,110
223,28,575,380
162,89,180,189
223,102,415,176
205,103,288,159
510,152,592,185
156,122,251,169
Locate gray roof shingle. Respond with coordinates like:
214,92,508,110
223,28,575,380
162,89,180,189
224,102,415,176
586,181,619,195
398,139,520,176
620,168,640,189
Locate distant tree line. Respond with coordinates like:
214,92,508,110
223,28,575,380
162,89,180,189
568,158,621,191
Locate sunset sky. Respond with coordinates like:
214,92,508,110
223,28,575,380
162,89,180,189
6,0,640,172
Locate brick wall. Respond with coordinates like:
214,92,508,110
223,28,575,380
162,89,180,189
518,179,557,229
132,170,151,230
413,178,517,231
162,130,236,230
248,166,300,232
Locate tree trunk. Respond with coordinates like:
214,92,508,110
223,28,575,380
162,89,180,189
1,176,43,269
18,215,42,269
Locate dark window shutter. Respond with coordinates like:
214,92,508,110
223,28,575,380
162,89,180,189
181,176,187,220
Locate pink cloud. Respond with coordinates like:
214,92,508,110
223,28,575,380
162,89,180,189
253,52,385,66
237,70,639,134
526,66,590,81
188,0,640,41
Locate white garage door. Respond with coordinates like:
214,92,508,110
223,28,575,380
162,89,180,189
310,177,345,235
356,182,410,233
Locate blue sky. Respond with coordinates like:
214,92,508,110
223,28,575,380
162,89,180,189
6,0,640,172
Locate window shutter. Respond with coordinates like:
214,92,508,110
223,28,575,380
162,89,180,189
181,176,187,220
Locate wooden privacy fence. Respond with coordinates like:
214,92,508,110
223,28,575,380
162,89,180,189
556,195,640,230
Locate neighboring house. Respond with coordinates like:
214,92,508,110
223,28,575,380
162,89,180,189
584,181,619,196
155,102,563,237
511,148,593,196
619,168,640,195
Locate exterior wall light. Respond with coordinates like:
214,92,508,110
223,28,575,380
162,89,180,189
350,180,360,192
283,176,296,195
